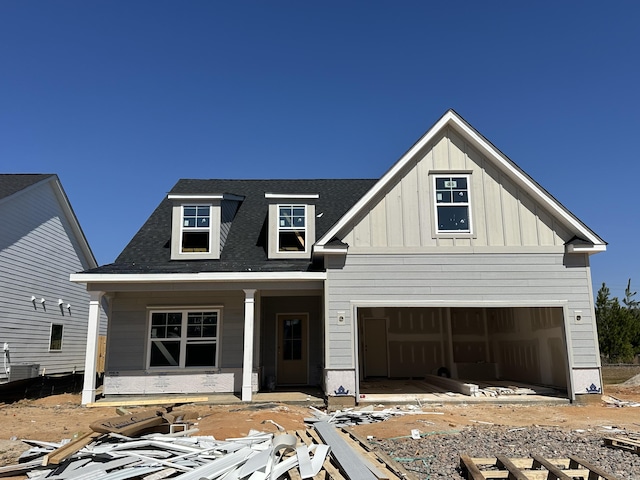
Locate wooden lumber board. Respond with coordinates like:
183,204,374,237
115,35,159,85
291,429,341,480
568,455,621,480
423,374,478,396
460,455,618,480
603,435,640,454
86,396,208,407
461,457,571,469
90,409,167,435
460,455,488,480
42,431,103,466
340,428,418,480
530,455,573,480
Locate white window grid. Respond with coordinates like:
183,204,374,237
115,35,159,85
147,309,221,369
433,174,472,234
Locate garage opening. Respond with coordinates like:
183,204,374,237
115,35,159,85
357,306,568,396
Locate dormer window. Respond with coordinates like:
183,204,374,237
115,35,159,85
169,194,223,260
266,193,318,259
278,205,306,252
182,205,211,253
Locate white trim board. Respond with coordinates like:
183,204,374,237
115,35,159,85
316,110,605,251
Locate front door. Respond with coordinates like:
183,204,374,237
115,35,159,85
276,314,308,385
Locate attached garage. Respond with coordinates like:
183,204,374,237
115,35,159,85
357,306,569,394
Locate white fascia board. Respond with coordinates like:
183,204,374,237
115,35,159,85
168,193,243,201
448,114,605,247
316,111,454,246
168,194,224,200
565,244,607,254
265,193,320,199
70,271,327,284
313,245,348,255
317,110,605,248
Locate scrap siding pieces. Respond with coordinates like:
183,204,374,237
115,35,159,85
314,421,381,480
306,404,444,428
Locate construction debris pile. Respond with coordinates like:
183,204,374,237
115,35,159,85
0,406,413,480
306,405,444,428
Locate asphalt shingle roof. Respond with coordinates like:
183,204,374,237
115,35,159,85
0,174,54,200
86,179,376,274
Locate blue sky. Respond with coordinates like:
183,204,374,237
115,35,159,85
1,2,638,298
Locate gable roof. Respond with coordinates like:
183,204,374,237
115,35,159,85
83,178,376,275
0,174,55,201
0,173,98,269
316,109,606,253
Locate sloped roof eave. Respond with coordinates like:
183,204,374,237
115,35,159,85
315,109,606,249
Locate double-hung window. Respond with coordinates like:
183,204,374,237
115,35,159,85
181,205,211,253
278,205,306,252
433,175,472,233
148,310,220,368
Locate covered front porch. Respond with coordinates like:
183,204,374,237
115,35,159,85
74,273,326,405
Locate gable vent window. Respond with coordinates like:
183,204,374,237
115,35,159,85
182,205,210,253
434,175,472,233
278,205,306,252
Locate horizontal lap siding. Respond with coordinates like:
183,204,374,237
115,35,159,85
0,182,102,381
107,291,245,372
326,252,598,369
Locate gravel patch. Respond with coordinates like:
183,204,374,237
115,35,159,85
371,426,640,480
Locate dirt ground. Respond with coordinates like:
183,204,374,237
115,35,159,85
1,383,640,470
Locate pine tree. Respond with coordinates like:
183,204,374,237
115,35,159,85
596,282,635,363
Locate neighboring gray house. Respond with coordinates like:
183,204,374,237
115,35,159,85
73,110,606,405
0,174,106,384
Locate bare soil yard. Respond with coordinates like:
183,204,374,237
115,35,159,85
1,368,640,476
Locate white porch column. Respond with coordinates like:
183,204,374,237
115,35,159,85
241,289,257,402
81,291,104,405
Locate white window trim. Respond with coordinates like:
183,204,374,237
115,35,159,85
432,173,474,236
277,204,308,254
170,198,221,260
179,203,213,254
49,323,64,352
146,307,222,370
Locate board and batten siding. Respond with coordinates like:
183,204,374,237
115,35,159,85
325,252,598,369
343,128,572,250
0,180,105,382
